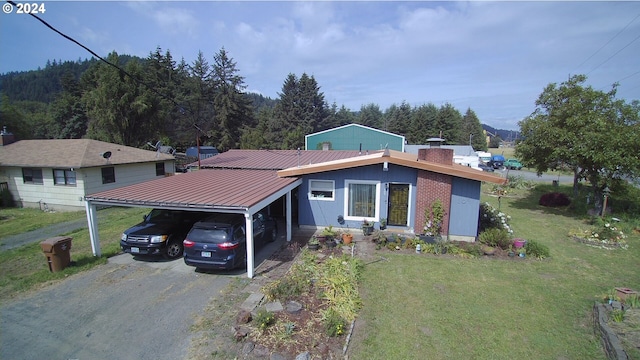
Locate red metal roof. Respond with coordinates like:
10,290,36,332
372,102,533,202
85,169,299,210
196,149,367,170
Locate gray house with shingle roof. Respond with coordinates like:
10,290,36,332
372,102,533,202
0,135,175,211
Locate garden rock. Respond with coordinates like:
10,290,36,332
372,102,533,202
270,353,287,360
265,301,284,313
236,309,252,324
285,300,303,314
295,352,311,360
241,341,255,356
234,326,250,341
253,344,270,357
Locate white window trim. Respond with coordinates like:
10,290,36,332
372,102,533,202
343,179,380,222
308,179,335,201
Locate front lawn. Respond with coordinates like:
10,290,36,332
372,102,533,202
348,183,640,359
0,206,148,303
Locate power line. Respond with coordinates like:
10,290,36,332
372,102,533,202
7,0,195,118
586,32,640,76
573,12,640,74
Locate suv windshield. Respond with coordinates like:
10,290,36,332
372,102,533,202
146,209,177,222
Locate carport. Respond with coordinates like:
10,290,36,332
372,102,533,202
83,169,301,278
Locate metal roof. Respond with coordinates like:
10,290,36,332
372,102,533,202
85,169,300,211
0,139,173,168
195,149,365,170
277,149,507,185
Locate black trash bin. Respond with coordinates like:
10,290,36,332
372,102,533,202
40,236,72,272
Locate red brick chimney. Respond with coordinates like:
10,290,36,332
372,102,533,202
415,147,453,237
1,127,16,146
418,148,454,165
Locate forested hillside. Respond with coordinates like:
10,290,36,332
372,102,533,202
0,47,488,152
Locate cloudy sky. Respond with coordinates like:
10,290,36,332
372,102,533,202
2,1,639,130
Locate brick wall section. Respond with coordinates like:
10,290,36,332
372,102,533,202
415,148,454,236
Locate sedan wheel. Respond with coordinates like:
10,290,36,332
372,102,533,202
165,240,183,259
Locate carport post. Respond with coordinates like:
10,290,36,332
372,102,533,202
84,201,101,257
244,213,254,278
286,191,292,242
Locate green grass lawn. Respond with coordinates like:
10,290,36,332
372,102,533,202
348,184,640,359
0,206,148,303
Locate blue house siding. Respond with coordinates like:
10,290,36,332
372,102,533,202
449,177,481,239
297,164,417,230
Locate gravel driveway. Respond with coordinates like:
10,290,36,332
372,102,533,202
0,254,233,360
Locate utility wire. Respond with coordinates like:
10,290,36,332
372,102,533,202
7,0,195,119
586,32,640,76
573,12,640,74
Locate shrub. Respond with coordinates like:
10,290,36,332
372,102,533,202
478,202,514,235
322,308,346,337
524,240,550,259
539,192,571,207
478,228,511,250
254,308,276,331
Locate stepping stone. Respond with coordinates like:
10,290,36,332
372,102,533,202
265,300,283,312
285,300,303,314
240,292,264,312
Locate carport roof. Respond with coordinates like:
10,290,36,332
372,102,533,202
84,169,299,211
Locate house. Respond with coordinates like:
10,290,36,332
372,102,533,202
277,147,505,241
305,124,405,152
0,131,176,211
83,148,505,277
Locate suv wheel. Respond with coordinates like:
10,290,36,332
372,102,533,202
165,240,183,259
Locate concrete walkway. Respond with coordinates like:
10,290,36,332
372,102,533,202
0,217,88,251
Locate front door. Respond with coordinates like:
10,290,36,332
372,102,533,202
387,184,409,226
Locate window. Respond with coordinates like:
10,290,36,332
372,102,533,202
101,167,115,184
155,162,165,176
309,179,335,200
53,169,77,185
22,168,43,184
344,180,380,221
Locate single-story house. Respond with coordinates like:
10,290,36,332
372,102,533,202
0,131,175,212
83,148,505,277
305,123,405,152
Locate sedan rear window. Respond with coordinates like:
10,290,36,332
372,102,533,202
188,228,230,244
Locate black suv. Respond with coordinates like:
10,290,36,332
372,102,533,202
120,209,209,259
183,213,277,270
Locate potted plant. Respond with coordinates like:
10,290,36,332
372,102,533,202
308,237,320,250
421,199,445,243
342,229,353,244
322,225,337,242
361,219,374,236
379,218,387,230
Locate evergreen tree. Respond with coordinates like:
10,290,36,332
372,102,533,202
184,50,215,147
461,108,487,151
211,48,254,151
409,103,438,143
436,103,463,144
385,101,412,135
357,103,383,128
82,52,161,147
49,71,87,139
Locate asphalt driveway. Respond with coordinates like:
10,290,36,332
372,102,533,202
0,253,233,360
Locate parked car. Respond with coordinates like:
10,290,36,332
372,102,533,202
489,155,505,169
504,158,523,170
477,163,495,172
120,209,210,259
183,212,277,270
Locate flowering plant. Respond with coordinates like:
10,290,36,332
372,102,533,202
570,218,627,249
478,202,514,235
423,199,445,236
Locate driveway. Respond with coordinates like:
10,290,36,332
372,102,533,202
0,230,291,360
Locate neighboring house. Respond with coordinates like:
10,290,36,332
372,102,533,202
0,133,175,211
305,124,405,152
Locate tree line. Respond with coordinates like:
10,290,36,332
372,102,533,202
0,47,487,151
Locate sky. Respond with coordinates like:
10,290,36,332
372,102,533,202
1,1,639,131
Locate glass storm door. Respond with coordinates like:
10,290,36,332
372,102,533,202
387,184,409,226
